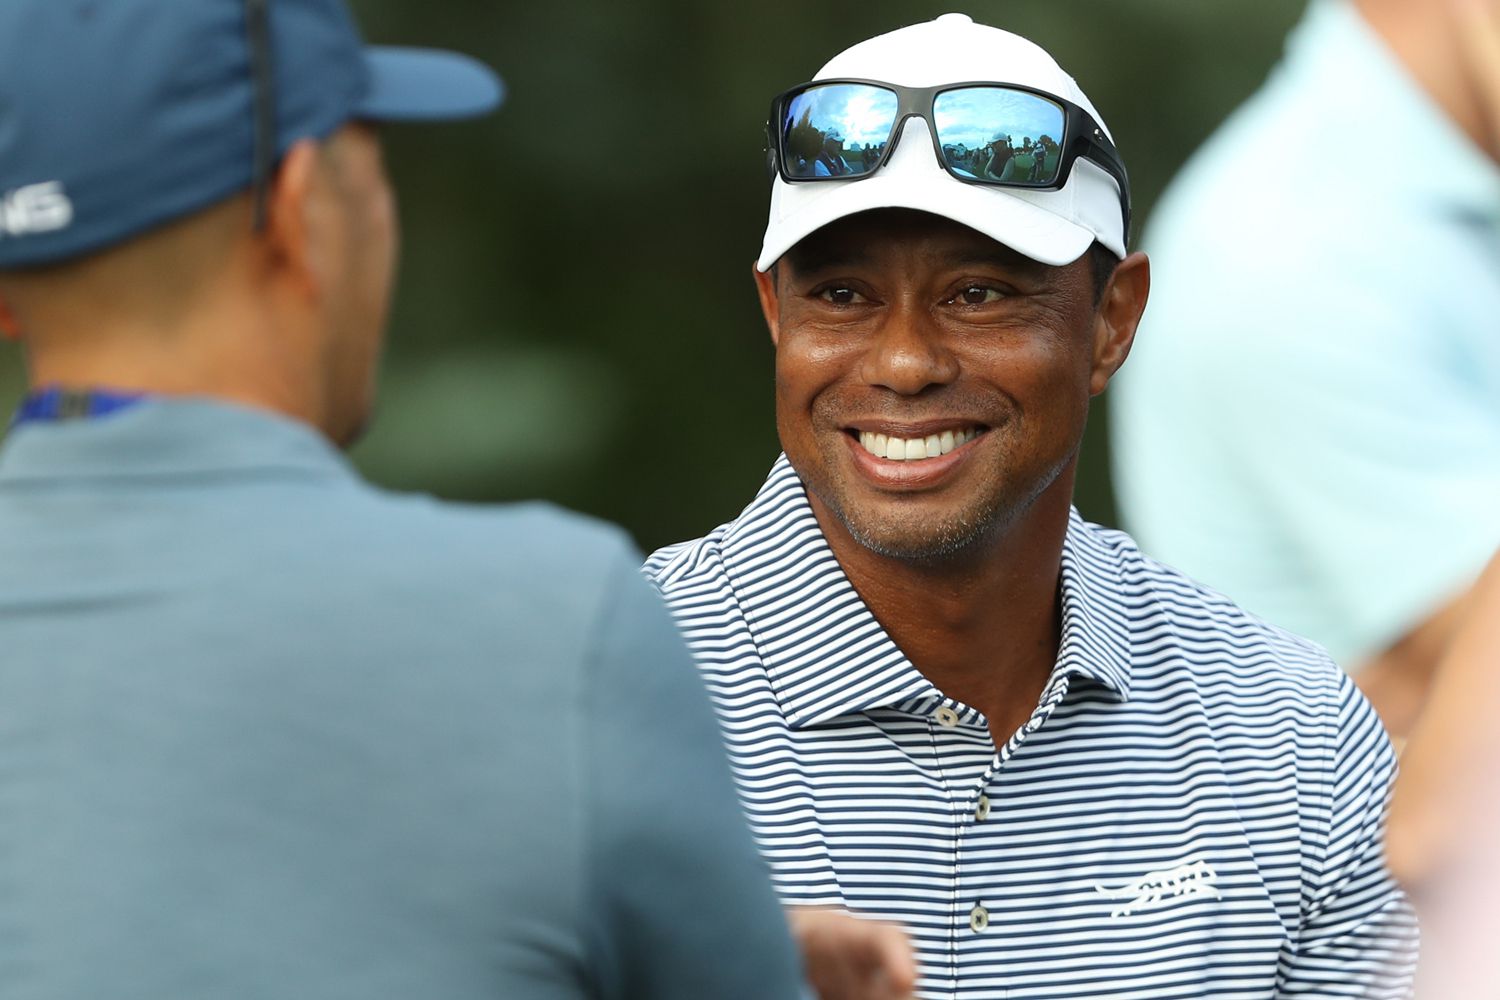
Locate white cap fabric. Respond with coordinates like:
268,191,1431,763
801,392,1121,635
757,13,1126,271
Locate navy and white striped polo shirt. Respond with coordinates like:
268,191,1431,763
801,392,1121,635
645,457,1417,999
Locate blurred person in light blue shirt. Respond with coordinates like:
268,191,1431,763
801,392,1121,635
1110,0,1500,742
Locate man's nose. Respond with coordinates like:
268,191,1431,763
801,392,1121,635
858,311,960,395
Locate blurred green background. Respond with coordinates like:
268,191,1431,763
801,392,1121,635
0,0,1308,554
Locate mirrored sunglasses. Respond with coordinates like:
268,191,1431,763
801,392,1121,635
766,78,1131,238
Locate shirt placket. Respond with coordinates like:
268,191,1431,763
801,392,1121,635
925,672,1075,996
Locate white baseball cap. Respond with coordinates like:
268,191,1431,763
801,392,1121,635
757,13,1128,271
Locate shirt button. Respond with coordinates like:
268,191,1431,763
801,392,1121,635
975,795,991,822
969,903,989,932
934,706,959,728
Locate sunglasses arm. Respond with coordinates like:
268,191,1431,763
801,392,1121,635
1075,131,1132,246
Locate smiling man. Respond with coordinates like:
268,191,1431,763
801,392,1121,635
645,14,1417,999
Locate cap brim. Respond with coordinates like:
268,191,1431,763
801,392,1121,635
757,172,1095,272
358,46,504,122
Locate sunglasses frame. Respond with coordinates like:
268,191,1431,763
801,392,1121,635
766,78,1132,241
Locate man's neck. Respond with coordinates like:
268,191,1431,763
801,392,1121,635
812,473,1076,748
21,314,329,440
1354,0,1498,162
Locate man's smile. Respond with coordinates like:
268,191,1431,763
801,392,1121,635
849,424,984,461
836,419,990,490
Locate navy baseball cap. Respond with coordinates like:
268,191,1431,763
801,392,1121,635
0,0,503,269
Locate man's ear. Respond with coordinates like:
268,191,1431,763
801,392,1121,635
260,137,331,302
1089,251,1150,396
0,291,21,341
752,261,782,348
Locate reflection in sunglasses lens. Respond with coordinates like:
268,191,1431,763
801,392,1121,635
933,88,1065,185
780,84,898,179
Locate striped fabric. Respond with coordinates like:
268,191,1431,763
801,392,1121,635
644,456,1417,999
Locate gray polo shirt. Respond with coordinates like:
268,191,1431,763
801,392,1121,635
0,398,804,1000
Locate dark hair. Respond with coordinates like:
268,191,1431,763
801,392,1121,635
1087,240,1119,308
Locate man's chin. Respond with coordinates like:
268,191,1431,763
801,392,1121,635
842,514,999,565
816,487,1008,566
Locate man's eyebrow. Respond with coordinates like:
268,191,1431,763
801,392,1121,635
786,248,1044,277
782,245,875,275
782,244,1047,278
946,248,1045,273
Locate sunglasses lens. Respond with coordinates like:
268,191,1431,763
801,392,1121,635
779,84,898,179
933,88,1065,185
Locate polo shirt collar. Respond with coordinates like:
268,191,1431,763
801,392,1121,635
717,456,1134,730
0,396,357,486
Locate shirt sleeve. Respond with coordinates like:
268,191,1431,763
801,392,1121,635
1216,264,1496,661
1115,228,1500,665
580,547,808,1000
1275,673,1418,996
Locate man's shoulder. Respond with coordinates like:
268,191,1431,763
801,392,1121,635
1075,516,1346,686
335,486,640,594
642,522,732,593
363,487,622,551
643,457,818,598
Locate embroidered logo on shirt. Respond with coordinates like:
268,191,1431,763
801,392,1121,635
1094,859,1220,918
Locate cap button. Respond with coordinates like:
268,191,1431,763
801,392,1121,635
935,12,975,25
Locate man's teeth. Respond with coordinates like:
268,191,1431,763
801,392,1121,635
857,428,978,461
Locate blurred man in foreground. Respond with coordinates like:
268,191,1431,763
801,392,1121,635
1111,0,1500,742
0,1,807,996
645,13,1416,998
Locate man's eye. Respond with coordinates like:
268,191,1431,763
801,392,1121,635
953,285,1004,305
817,286,864,305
